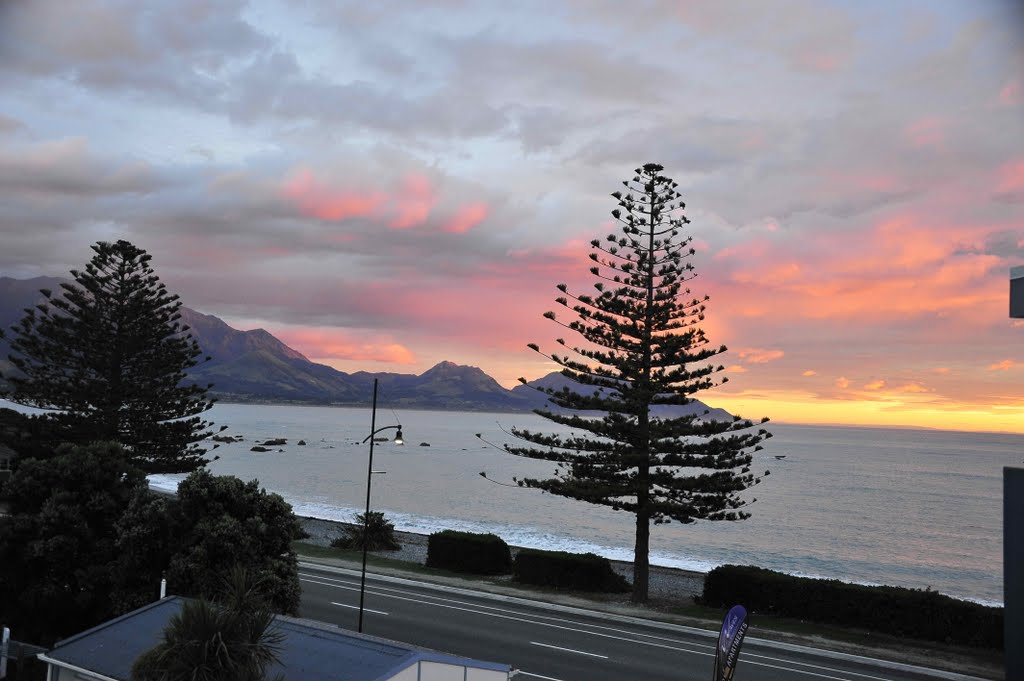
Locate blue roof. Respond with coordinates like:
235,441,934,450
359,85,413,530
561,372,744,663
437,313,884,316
43,596,509,680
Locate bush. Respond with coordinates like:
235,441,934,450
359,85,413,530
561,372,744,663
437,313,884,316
425,530,512,575
701,565,1003,649
513,548,630,593
331,511,400,551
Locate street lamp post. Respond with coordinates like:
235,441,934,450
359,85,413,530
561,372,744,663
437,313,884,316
358,378,403,633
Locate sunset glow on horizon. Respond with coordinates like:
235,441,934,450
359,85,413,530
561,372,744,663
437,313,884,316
0,1,1021,434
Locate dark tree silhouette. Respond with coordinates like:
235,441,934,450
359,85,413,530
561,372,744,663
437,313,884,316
508,164,771,603
4,240,214,473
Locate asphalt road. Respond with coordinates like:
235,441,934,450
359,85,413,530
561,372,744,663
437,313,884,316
298,563,984,681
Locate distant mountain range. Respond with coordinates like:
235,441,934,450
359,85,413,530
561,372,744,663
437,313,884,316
0,276,730,418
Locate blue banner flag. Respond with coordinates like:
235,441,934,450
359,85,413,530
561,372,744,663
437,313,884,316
713,605,749,681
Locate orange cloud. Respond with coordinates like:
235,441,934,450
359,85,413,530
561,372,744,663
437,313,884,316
802,370,817,376
835,376,850,389
725,364,747,373
894,383,932,393
271,327,417,364
988,359,1021,371
863,379,887,390
445,202,488,233
737,348,784,363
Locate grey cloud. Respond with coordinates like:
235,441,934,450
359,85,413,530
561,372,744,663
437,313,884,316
0,138,170,197
0,0,268,104
0,114,25,134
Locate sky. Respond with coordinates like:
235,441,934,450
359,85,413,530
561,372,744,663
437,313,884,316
0,0,1022,434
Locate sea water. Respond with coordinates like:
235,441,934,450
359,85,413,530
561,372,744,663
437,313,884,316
6,401,1018,605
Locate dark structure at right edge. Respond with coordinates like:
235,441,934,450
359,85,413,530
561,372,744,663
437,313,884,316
1006,266,1022,678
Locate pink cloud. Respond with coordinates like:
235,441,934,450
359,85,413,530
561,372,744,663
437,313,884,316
445,202,489,233
999,78,1021,106
904,117,945,148
995,160,1024,194
280,167,488,234
835,377,850,389
796,51,843,73
988,359,1021,371
282,168,386,221
389,174,436,229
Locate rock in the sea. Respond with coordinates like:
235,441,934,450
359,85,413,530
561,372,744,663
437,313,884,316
419,442,430,447
250,446,271,452
297,439,306,446
261,438,287,446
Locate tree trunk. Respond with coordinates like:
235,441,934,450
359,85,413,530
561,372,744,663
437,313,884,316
632,509,650,603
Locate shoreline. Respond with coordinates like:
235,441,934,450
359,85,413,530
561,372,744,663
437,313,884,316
297,515,707,604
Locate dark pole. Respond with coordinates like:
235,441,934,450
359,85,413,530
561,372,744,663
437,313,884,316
358,378,378,634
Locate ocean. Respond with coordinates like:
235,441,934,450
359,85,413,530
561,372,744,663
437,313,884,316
6,401,1019,606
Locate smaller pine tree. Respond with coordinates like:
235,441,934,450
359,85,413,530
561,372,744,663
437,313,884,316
4,240,214,473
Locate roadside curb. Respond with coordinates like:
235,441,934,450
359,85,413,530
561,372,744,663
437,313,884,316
298,560,992,681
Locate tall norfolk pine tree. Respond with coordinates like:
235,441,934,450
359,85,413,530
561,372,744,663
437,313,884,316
509,164,770,603
5,240,214,473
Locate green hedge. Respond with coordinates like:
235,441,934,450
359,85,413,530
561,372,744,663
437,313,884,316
701,565,1002,649
513,548,630,593
425,530,512,575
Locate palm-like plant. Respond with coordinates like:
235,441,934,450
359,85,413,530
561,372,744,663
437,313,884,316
131,566,285,681
331,511,401,551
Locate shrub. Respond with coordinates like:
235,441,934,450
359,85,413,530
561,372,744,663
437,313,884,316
331,511,400,551
425,530,512,575
513,548,630,593
701,565,1003,649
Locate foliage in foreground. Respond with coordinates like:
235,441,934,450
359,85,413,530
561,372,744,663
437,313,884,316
117,470,305,615
132,567,285,681
2,239,215,474
508,164,770,602
0,443,149,644
701,564,1003,649
0,446,305,646
331,511,400,551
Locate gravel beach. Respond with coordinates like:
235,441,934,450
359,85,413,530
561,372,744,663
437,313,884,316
298,516,705,605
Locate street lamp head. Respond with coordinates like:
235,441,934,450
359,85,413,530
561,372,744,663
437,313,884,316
393,427,404,445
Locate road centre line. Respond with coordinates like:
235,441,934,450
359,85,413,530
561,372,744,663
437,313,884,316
529,641,608,659
301,572,705,646
301,564,980,681
330,601,388,616
302,575,872,680
512,671,567,681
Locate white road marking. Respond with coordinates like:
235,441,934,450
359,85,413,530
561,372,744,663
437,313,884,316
300,571,912,681
529,641,607,659
330,601,388,616
513,672,567,681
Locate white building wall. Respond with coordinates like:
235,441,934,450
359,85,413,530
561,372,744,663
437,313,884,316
412,660,509,681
